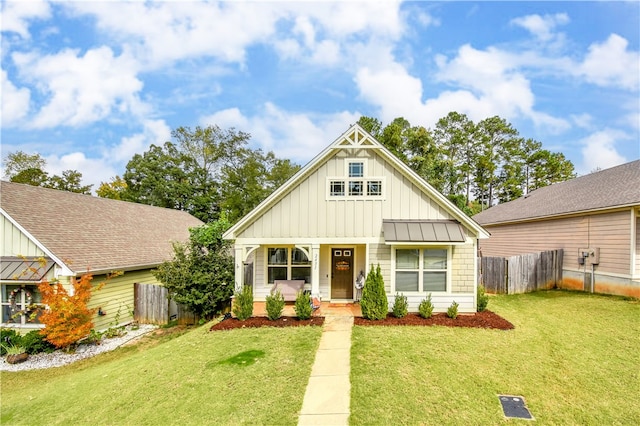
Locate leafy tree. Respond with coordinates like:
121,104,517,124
2,151,46,179
38,272,106,350
97,175,127,200
153,216,234,319
11,167,50,186
379,117,411,161
47,170,92,194
357,116,383,139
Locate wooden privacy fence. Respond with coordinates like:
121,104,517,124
480,249,563,294
134,283,200,325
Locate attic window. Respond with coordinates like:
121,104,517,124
327,159,384,200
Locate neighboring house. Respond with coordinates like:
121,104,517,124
223,124,489,313
1,181,203,331
473,160,640,298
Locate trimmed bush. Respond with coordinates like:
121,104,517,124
361,264,388,320
392,293,408,318
265,290,285,321
477,284,489,312
21,329,56,354
418,294,434,319
232,285,254,321
447,300,459,319
294,291,312,320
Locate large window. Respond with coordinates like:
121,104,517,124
267,248,311,284
395,248,448,292
1,284,43,326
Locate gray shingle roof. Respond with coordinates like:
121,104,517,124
473,160,640,225
1,181,203,274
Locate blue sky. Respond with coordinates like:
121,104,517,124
2,1,639,191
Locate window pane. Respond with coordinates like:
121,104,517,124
424,271,446,291
330,181,345,196
367,180,382,196
396,249,419,269
396,271,418,292
292,267,311,283
349,181,363,196
292,248,310,265
424,249,447,269
349,162,364,177
268,267,287,283
268,248,288,265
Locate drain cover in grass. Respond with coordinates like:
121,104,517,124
498,395,534,420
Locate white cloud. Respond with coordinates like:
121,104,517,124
45,152,118,192
110,119,171,164
578,130,628,174
12,46,144,128
1,69,30,125
201,103,359,164
0,0,51,39
510,13,569,42
577,34,640,90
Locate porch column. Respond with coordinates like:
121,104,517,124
311,244,320,297
234,245,244,292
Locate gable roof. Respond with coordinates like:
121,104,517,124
473,159,640,226
1,181,203,275
224,124,489,240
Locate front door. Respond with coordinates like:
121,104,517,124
331,248,353,299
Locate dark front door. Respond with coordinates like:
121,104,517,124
331,248,353,299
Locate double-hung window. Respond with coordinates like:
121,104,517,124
395,248,448,292
267,248,311,284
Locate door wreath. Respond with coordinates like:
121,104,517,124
9,287,34,317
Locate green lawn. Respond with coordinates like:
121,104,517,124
351,291,640,425
2,291,638,425
1,325,322,425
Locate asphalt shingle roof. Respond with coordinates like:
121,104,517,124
473,160,640,225
1,181,203,273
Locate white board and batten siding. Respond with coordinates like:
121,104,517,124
1,215,46,257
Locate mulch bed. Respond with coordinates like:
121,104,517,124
354,310,514,330
210,310,513,331
210,316,325,331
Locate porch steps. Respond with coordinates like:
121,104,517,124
298,313,354,426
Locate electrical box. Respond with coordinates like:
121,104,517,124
578,248,600,265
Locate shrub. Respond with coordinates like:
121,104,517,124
232,285,254,321
477,284,489,312
392,293,408,318
447,301,459,319
361,264,388,320
21,330,56,354
418,294,434,319
294,291,312,320
265,290,285,320
0,328,21,356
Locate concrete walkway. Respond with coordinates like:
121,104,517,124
298,308,355,426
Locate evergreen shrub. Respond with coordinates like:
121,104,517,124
418,294,434,319
477,284,489,312
21,330,56,354
392,293,408,318
447,301,459,319
294,291,312,320
233,285,254,321
360,264,388,320
265,290,285,320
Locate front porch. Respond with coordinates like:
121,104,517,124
252,301,362,318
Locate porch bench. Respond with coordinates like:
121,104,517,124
271,280,306,302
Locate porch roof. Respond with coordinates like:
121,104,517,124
382,220,466,243
1,257,55,282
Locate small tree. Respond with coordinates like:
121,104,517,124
447,301,459,319
154,215,234,319
38,272,105,350
418,294,434,319
392,293,408,318
232,285,253,321
477,284,489,312
360,264,388,320
265,290,285,320
294,291,312,320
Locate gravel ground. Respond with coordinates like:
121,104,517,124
1,324,158,372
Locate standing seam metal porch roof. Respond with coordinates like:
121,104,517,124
382,220,466,243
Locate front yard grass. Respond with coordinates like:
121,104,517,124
1,324,322,425
350,290,640,425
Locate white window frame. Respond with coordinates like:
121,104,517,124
265,247,312,286
392,247,451,294
1,284,44,327
326,159,385,200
